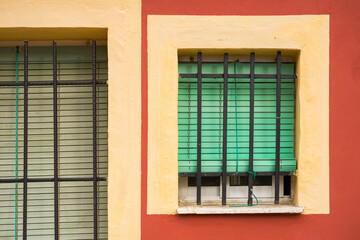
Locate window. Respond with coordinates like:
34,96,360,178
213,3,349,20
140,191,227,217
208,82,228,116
147,15,328,215
178,52,296,206
0,41,108,239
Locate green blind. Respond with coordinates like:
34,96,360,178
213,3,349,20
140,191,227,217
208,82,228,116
178,61,296,173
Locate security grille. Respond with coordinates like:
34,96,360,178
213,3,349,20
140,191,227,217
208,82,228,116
0,41,108,239
178,52,296,205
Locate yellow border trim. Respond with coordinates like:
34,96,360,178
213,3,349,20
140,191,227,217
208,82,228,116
0,1,141,239
148,15,329,214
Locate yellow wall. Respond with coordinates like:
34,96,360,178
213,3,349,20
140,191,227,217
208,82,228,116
0,2,330,237
147,15,329,214
0,1,142,239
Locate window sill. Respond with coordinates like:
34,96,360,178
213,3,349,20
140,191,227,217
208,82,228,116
177,205,304,214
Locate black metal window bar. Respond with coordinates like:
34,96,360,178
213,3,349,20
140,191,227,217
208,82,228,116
0,41,107,239
179,52,296,206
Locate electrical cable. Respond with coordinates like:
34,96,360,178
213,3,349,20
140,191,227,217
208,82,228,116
230,170,258,207
15,46,19,240
234,61,239,172
230,60,258,207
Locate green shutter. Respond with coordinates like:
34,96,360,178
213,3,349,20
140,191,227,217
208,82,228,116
178,62,296,173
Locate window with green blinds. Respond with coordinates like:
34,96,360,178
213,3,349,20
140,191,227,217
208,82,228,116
178,59,296,174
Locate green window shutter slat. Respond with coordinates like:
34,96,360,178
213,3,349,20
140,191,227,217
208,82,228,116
178,61,296,173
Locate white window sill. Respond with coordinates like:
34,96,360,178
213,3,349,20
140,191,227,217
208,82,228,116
177,205,304,214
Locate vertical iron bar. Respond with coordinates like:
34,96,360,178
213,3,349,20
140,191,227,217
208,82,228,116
196,52,202,205
23,41,28,240
53,41,59,240
92,40,98,239
248,52,255,206
275,51,281,204
222,53,228,205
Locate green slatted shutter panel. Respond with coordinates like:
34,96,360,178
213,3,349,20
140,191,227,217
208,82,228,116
178,60,296,173
0,45,108,239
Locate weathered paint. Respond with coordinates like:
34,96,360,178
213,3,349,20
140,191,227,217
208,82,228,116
0,1,142,239
147,15,329,215
142,0,360,239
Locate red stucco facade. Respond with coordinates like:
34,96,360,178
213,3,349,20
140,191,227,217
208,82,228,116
141,0,360,239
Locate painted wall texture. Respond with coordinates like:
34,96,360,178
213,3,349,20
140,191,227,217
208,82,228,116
147,14,329,215
141,0,360,239
0,0,359,239
0,1,141,239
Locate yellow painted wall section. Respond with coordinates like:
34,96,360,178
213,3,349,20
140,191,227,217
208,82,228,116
0,1,141,239
148,15,329,214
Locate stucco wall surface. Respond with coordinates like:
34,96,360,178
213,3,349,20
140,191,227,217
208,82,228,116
141,0,360,239
0,1,142,240
0,0,359,239
147,15,329,215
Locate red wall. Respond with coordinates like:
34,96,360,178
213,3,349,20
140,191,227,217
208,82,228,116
141,0,360,239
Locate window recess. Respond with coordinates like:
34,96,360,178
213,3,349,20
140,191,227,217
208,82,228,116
178,52,296,206
0,41,108,239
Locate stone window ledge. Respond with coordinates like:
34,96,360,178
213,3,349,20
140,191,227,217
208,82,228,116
177,205,304,214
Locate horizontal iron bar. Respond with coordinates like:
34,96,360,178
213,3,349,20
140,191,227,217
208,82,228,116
0,80,107,86
179,81,294,84
0,61,107,64
227,171,295,176
179,171,295,177
0,74,108,78
179,73,296,79
0,177,107,183
0,67,107,71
